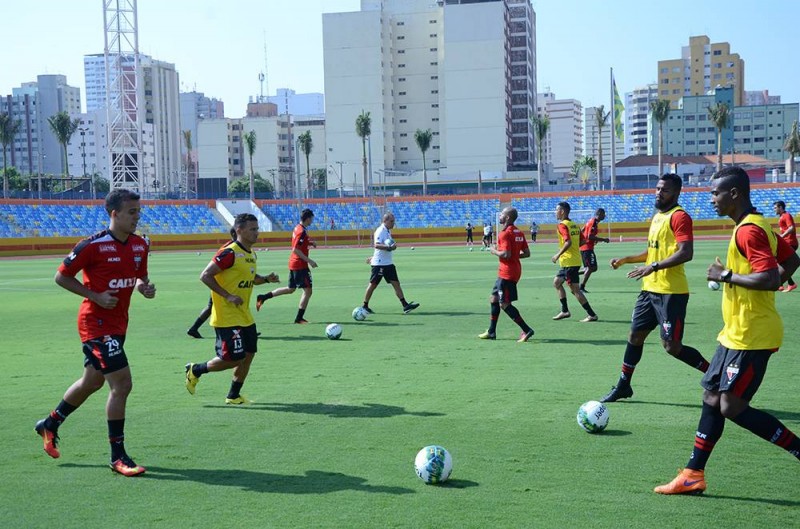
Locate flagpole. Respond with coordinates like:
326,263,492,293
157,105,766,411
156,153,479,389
610,67,617,191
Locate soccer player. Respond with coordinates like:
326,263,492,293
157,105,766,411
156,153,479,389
184,213,279,404
578,208,610,293
530,220,539,243
481,222,493,250
34,189,156,476
551,202,598,322
654,166,800,495
465,222,474,247
478,207,535,342
255,208,317,324
773,200,797,292
361,212,419,314
600,174,709,403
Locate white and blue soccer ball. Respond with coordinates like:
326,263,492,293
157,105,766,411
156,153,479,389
352,307,368,321
325,323,342,340
414,445,453,484
385,238,395,248
577,400,609,433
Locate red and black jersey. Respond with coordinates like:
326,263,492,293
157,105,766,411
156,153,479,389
778,212,798,249
58,230,149,342
289,223,312,271
497,224,529,282
580,218,599,251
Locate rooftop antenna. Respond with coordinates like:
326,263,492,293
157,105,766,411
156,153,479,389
262,30,270,102
258,72,265,103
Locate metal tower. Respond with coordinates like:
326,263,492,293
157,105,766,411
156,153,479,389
103,0,143,192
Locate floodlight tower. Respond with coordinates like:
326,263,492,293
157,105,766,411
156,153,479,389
103,0,143,192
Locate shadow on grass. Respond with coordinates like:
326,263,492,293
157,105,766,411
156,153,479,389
596,429,633,436
416,311,481,317
705,493,800,507
60,464,415,495
203,401,446,418
438,478,479,489
261,335,329,341
537,338,627,346
627,400,703,410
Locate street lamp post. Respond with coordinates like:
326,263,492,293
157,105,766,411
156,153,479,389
294,136,302,211
91,163,96,199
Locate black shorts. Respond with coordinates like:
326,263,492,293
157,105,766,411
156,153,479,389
557,266,581,285
483,234,492,244
701,344,773,400
214,324,258,361
370,264,399,284
466,231,473,242
288,269,312,289
581,250,597,269
531,233,537,242
630,291,688,342
83,334,128,374
492,278,518,303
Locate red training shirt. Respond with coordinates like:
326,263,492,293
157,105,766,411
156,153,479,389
497,224,529,282
778,212,798,249
736,224,795,272
580,217,600,251
288,223,312,271
57,231,149,342
670,210,694,243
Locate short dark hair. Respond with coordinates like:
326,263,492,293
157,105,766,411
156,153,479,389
660,173,683,191
105,188,140,214
712,166,750,195
301,208,314,221
233,213,258,230
557,201,571,214
596,208,605,215
774,200,786,209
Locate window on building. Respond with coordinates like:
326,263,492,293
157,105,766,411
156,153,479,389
713,50,722,55
397,36,405,40
398,63,406,67
400,147,408,151
430,47,438,52
431,90,438,94
432,104,439,108
398,77,406,82
430,61,438,66
399,105,407,109
400,133,407,137
398,91,406,96
430,34,437,38
400,161,408,165
431,75,438,80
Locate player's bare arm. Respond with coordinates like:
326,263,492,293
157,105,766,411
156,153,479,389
610,250,648,269
779,252,800,283
55,270,119,309
519,247,531,259
200,262,243,306
707,256,781,291
551,239,570,263
254,272,280,285
135,277,156,298
628,240,694,279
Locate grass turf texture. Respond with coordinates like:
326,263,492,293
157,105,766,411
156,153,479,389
1,241,799,528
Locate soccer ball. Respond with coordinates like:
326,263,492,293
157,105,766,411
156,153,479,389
414,445,453,484
325,323,342,340
385,238,395,247
196,251,201,256
577,400,609,433
352,307,368,321
469,247,473,252
410,247,415,251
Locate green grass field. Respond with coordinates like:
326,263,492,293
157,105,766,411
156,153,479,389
1,241,799,528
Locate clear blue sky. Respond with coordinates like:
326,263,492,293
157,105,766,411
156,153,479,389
2,0,798,115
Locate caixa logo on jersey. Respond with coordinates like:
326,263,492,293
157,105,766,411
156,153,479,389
98,244,117,253
108,277,137,289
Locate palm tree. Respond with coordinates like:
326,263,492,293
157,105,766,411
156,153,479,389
243,130,257,200
298,130,313,198
182,130,193,195
594,106,610,189
707,102,731,174
355,110,371,197
414,128,433,195
47,111,79,181
531,115,550,193
0,112,22,199
783,120,800,180
650,99,671,176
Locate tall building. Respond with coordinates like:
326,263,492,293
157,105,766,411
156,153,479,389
745,90,781,106
584,106,624,182
323,0,536,187
267,89,324,116
180,91,224,194
0,75,81,176
657,35,745,109
624,84,658,157
536,92,582,177
84,53,182,191
656,87,798,163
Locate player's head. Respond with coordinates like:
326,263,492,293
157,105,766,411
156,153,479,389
595,208,606,221
499,207,518,226
711,166,751,219
655,173,682,211
773,200,786,215
300,208,315,226
105,188,141,235
383,212,395,229
233,213,259,247
556,202,570,220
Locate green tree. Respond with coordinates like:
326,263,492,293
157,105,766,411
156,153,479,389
0,112,22,198
414,128,432,195
649,99,671,176
298,130,313,198
94,175,110,194
243,130,257,200
47,111,80,180
355,110,371,197
707,102,731,174
228,173,273,195
531,115,550,192
594,105,610,189
571,156,597,187
312,168,327,193
783,120,800,179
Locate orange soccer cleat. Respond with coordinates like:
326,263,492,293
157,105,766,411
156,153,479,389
110,455,146,476
34,419,61,459
654,468,706,495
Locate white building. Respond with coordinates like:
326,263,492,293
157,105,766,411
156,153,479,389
83,53,183,192
267,89,324,116
0,75,82,176
624,83,658,157
536,92,582,178
584,106,625,183
322,0,536,189
745,90,781,106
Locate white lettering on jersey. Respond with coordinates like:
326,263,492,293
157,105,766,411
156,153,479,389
108,278,137,288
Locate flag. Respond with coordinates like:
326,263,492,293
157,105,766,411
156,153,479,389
612,76,625,142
